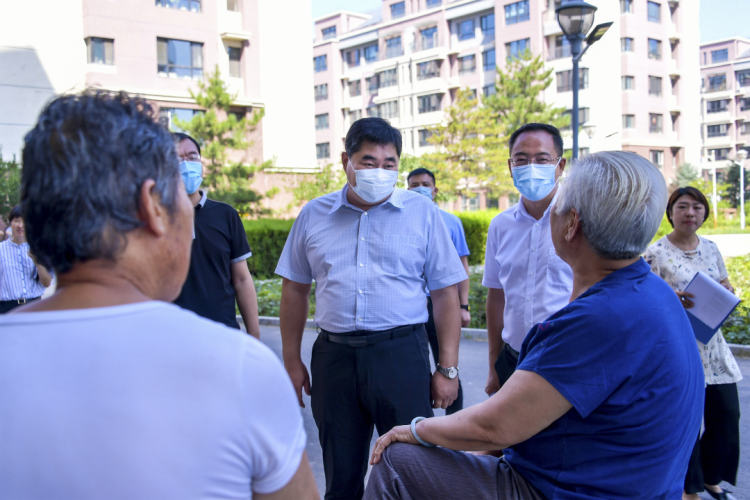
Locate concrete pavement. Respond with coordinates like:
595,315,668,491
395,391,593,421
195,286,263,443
259,324,750,499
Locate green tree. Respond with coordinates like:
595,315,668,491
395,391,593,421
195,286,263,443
290,163,347,207
176,66,270,216
0,159,21,218
485,51,570,138
725,163,750,209
423,88,510,198
672,163,700,189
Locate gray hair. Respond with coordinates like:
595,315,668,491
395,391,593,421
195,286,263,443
553,151,666,260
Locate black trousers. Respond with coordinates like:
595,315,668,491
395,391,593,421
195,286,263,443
493,342,519,389
684,382,741,493
311,325,433,500
0,297,40,313
425,297,463,414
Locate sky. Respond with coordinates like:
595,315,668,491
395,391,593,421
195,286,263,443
311,0,750,43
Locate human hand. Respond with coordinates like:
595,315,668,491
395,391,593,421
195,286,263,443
460,309,471,328
284,359,311,408
370,424,417,465
431,372,458,409
676,290,694,309
485,369,500,396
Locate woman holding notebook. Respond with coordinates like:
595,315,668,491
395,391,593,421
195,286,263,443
644,186,741,500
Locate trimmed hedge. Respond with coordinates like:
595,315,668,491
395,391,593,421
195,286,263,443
454,210,499,266
243,219,294,279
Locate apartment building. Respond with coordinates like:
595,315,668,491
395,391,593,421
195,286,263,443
699,38,750,163
0,0,315,175
312,0,700,206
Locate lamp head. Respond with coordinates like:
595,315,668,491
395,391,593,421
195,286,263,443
556,0,597,38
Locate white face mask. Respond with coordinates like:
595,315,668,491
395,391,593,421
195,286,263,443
349,165,398,203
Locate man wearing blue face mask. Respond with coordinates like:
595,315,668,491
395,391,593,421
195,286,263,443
276,117,466,500
407,167,470,415
172,133,260,337
482,123,573,397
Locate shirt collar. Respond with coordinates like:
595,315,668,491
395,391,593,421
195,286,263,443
513,189,559,221
195,190,207,209
328,184,404,214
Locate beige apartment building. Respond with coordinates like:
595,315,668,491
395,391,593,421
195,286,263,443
699,37,750,163
313,0,700,208
1,0,315,182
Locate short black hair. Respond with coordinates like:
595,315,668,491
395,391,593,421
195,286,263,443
407,168,436,184
666,186,710,227
345,117,402,158
172,132,201,156
8,205,22,222
509,123,564,157
22,90,180,274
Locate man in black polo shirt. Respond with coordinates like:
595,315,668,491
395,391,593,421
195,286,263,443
172,133,261,337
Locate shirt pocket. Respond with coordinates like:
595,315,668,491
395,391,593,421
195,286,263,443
378,234,424,277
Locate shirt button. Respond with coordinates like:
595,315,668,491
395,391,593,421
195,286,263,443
360,237,365,241
359,263,364,267
358,289,363,294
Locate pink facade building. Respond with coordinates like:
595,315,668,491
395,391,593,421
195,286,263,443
312,0,700,207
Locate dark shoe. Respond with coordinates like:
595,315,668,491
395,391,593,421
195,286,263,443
705,488,736,500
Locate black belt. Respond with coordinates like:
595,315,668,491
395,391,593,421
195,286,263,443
0,297,40,306
319,324,419,347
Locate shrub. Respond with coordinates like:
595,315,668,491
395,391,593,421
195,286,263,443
243,219,294,278
455,210,498,266
724,254,750,344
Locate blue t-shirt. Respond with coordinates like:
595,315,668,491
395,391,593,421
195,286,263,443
505,258,704,499
439,210,470,258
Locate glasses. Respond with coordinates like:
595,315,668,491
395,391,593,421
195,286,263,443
510,156,560,167
179,152,201,162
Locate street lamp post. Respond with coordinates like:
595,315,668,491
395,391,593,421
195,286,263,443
556,1,612,160
738,149,747,230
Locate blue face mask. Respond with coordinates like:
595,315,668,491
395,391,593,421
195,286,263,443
179,160,203,195
512,163,558,201
410,186,434,200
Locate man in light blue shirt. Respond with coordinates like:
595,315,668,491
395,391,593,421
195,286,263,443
407,167,470,415
276,117,466,500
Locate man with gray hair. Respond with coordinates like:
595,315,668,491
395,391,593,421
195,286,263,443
0,91,317,499
364,151,704,499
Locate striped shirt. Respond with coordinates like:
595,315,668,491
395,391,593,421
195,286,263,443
0,240,47,301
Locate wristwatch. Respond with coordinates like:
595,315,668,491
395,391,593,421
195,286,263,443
460,304,470,311
436,363,459,379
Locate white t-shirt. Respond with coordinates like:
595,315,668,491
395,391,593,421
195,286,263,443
0,301,306,499
482,200,573,351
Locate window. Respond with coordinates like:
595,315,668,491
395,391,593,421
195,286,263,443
622,75,635,90
707,124,729,137
740,123,750,135
158,107,200,132
647,1,660,22
483,83,496,97
390,1,405,19
386,36,402,58
708,74,727,92
458,54,476,73
85,37,114,65
740,97,750,110
552,36,571,59
649,113,663,133
367,100,399,119
737,69,750,87
620,0,632,13
316,143,330,159
556,68,589,92
417,60,440,80
483,48,495,71
621,37,634,52
426,0,441,6
458,19,475,41
648,76,662,96
418,93,442,113
420,26,437,50
315,113,329,130
710,148,730,160
314,54,327,72
711,48,728,64
648,38,662,60
363,44,379,62
314,83,328,101
349,109,362,122
227,0,239,11
481,13,495,34
505,1,529,25
366,75,379,92
156,0,200,12
506,38,530,59
227,46,241,77
562,107,589,128
622,114,635,128
706,99,728,113
650,149,663,167
157,38,203,78
345,48,361,67
348,80,361,96
418,129,434,146
378,68,398,87
322,26,337,40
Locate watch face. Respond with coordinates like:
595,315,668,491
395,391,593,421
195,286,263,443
447,367,458,378
438,365,458,379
